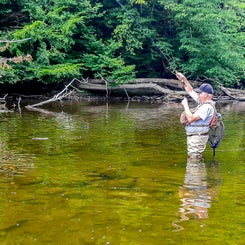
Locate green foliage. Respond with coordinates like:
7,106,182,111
83,39,136,85
165,0,245,86
29,63,82,83
130,0,147,4
0,0,137,86
113,15,143,54
1,0,245,88
0,0,13,16
0,67,19,84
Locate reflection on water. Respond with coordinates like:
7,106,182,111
173,160,219,232
0,139,34,177
0,100,243,244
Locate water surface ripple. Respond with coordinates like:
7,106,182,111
0,101,244,244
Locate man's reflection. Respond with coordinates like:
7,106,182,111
173,160,218,231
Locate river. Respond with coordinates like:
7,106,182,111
0,100,244,244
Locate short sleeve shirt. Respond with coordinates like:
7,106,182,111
185,92,215,135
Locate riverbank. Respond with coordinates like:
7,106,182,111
1,78,245,108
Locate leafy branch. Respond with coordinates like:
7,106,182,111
0,37,32,76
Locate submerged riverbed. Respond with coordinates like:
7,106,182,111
0,100,244,244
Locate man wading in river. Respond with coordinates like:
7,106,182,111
176,72,215,161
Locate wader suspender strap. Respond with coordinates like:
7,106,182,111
189,102,216,127
205,102,216,128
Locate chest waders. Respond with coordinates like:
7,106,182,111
182,102,225,157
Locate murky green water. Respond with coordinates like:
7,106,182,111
0,100,244,244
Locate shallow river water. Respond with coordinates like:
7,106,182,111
0,100,244,244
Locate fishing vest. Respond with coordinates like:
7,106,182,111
185,103,215,135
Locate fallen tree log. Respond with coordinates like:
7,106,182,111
219,86,245,101
26,78,77,108
76,79,188,96
25,78,188,108
25,77,245,110
87,78,201,90
77,79,245,101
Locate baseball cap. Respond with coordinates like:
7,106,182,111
194,83,214,95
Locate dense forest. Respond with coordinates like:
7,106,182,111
1,0,245,90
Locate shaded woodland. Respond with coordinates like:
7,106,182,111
0,0,245,100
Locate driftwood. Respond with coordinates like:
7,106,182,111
87,78,200,90
76,81,187,95
25,77,245,110
26,77,188,109
26,78,78,109
78,78,245,101
75,78,190,99
219,86,245,101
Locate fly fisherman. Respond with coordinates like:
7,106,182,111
176,72,215,161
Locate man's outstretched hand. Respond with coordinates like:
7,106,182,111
176,72,187,83
181,97,188,107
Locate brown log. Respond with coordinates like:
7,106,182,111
25,78,245,111
87,78,200,90
220,86,245,101
26,78,77,108
77,80,187,96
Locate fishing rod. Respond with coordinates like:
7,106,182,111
114,0,225,160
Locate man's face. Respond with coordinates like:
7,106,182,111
198,91,210,103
